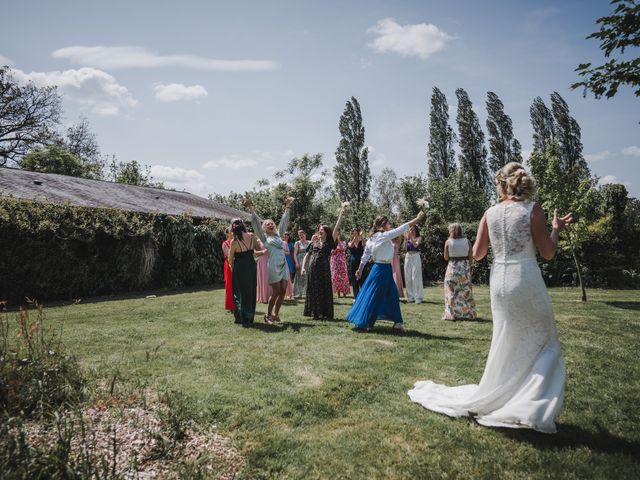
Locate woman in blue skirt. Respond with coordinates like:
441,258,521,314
347,210,425,331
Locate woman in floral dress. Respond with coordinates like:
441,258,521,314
330,229,350,298
443,223,477,320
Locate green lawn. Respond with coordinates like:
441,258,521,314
34,286,640,479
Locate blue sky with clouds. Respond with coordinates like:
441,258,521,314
3,0,639,198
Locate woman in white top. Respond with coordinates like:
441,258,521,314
409,162,572,433
404,225,424,304
443,223,477,320
347,211,425,331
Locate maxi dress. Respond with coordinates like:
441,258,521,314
304,236,336,319
408,201,565,433
293,240,310,297
330,240,351,296
222,239,235,311
231,236,257,326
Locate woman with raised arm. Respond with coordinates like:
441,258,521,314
228,219,266,327
409,162,573,433
301,205,347,319
293,229,310,298
245,196,294,324
347,210,425,331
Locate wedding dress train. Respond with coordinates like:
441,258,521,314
408,201,565,433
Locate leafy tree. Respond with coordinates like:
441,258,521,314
427,171,488,224
530,96,556,152
572,0,640,100
398,174,429,220
486,91,521,173
0,66,61,165
550,92,589,179
427,87,456,180
455,88,491,197
373,167,400,214
19,145,85,177
274,153,329,233
109,158,163,188
64,116,104,179
333,96,371,205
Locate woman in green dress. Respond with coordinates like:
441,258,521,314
228,218,266,326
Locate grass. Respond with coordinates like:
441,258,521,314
17,286,640,479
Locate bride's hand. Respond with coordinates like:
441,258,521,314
552,210,573,232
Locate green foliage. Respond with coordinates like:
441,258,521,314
486,91,522,172
0,301,86,418
19,145,91,178
398,174,429,219
0,197,228,303
108,158,163,188
572,0,640,99
427,87,456,179
334,97,371,205
427,171,489,224
373,167,400,214
455,88,491,198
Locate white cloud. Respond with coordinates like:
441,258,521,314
12,67,136,115
0,54,13,65
150,165,210,196
600,175,619,185
585,150,611,162
203,156,258,170
367,18,455,59
52,46,280,71
622,145,640,157
154,83,208,102
203,150,283,171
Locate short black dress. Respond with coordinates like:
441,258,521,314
304,237,335,319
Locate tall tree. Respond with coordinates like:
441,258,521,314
550,92,590,180
109,158,163,188
427,87,456,179
373,167,400,214
485,91,522,173
572,0,640,100
0,66,61,165
455,88,491,196
333,96,370,205
530,96,556,152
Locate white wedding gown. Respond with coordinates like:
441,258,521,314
408,201,565,433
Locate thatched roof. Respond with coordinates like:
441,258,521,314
0,167,247,220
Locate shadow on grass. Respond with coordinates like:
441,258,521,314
248,322,317,333
351,326,463,341
605,301,640,311
501,422,640,458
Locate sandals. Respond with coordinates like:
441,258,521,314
264,314,274,325
272,314,281,323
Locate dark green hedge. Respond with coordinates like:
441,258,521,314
0,197,228,304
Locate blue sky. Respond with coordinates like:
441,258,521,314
3,0,639,198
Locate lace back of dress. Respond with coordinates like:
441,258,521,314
487,201,536,262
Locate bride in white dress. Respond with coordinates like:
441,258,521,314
408,162,573,433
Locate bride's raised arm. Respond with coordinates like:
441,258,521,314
333,205,347,242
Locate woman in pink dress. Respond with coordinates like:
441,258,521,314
330,229,350,297
256,250,272,304
391,236,404,298
221,227,235,311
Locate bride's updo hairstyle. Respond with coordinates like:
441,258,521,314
495,162,536,201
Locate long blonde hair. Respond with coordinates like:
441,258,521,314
495,162,536,200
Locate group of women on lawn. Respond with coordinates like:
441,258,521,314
221,162,573,434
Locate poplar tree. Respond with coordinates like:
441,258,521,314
550,92,589,179
333,96,370,205
427,87,456,179
455,88,490,196
485,91,522,172
530,96,556,152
